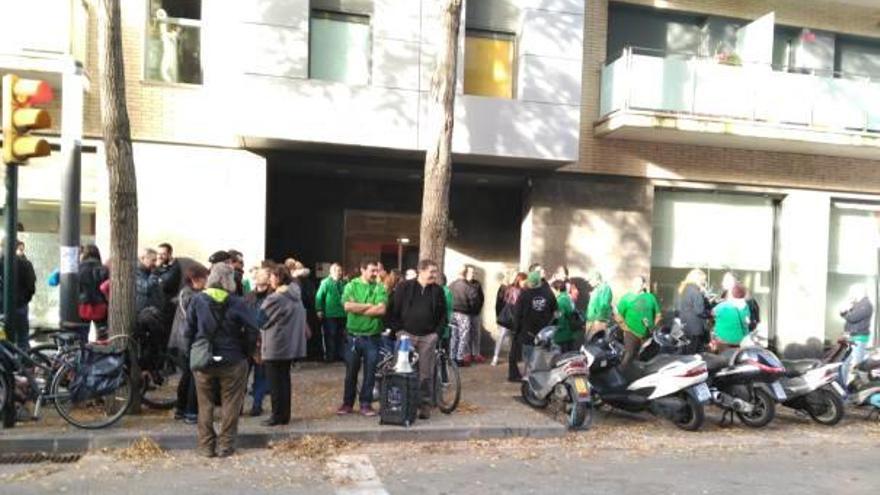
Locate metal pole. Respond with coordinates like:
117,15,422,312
4,163,18,346
59,70,83,330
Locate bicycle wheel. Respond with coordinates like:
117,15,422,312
51,360,132,429
141,352,182,410
434,353,461,414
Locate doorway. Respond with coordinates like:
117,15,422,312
343,210,420,272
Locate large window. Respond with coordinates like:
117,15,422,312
650,190,777,336
464,29,515,99
144,0,203,84
309,11,371,85
825,202,880,344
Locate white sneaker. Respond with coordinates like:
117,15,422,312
491,357,499,366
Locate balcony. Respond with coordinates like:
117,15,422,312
596,47,880,159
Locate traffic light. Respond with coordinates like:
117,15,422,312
2,74,54,165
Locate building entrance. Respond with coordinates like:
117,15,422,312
343,210,420,272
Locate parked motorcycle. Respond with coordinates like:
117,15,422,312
520,326,592,430
833,335,880,418
583,324,710,431
643,322,785,428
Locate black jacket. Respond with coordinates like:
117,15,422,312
495,284,507,318
136,266,160,314
842,297,873,336
153,259,182,317
513,283,557,341
184,291,259,366
676,284,707,337
77,257,109,305
0,255,36,309
389,279,448,337
449,279,484,315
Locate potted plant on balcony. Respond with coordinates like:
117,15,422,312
715,51,743,66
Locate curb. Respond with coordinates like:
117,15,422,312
0,423,567,454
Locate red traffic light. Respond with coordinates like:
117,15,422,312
13,79,53,106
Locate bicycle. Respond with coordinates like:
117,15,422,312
0,336,133,429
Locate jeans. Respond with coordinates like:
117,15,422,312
468,315,482,356
13,305,29,351
264,359,292,423
343,334,381,406
322,317,346,362
176,361,198,416
508,332,523,380
522,344,535,376
493,326,512,363
250,362,268,411
840,339,868,388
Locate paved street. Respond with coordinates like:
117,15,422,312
0,427,877,495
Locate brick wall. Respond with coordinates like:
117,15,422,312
577,0,880,194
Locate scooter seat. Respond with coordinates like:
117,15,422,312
702,353,729,373
624,354,683,381
782,359,821,375
857,356,880,372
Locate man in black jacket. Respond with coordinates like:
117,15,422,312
449,265,485,366
390,259,447,419
0,240,36,349
512,270,557,381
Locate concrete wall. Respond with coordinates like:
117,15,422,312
520,174,654,296
94,143,267,271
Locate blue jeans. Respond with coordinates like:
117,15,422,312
322,317,346,362
343,334,381,406
14,305,29,351
840,339,868,388
251,362,268,410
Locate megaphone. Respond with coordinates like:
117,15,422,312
394,335,414,373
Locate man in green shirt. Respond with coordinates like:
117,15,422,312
316,263,347,362
616,276,661,367
336,260,387,417
586,271,613,336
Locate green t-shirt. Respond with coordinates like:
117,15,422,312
342,277,388,336
316,277,347,318
554,293,577,344
713,300,751,345
587,283,613,322
617,291,661,338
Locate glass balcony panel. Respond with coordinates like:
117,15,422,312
692,62,754,120
813,78,867,130
754,71,815,125
628,54,694,113
599,56,627,116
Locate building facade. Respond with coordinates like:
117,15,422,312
1,0,878,356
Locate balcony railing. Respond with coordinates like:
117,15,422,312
599,46,880,134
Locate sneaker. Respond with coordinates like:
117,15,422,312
336,404,354,416
249,406,263,417
184,414,198,425
473,355,486,364
174,410,185,420
359,405,378,417
491,357,499,367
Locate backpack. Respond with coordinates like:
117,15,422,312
746,298,760,331
189,299,229,371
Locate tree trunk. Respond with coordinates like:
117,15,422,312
97,0,141,412
419,0,462,270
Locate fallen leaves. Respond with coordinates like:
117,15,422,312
115,436,169,462
270,435,359,463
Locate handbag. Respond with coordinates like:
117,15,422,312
497,303,515,329
190,299,228,372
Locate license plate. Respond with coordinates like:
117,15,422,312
693,383,711,403
573,377,589,397
771,381,787,401
831,381,846,397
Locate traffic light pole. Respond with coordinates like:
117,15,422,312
59,70,83,331
3,163,17,346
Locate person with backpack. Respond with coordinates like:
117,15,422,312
77,245,110,343
493,272,526,367
184,264,259,458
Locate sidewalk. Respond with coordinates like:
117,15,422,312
0,361,567,454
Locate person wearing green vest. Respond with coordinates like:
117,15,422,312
586,271,613,336
336,260,387,417
711,283,751,352
316,262,347,363
550,280,579,352
616,276,661,367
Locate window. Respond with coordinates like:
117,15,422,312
464,29,515,99
144,0,203,84
309,11,371,85
650,190,777,337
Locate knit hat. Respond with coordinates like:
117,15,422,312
526,270,542,289
208,250,231,265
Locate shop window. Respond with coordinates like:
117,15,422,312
825,202,880,344
144,0,203,85
649,191,777,336
309,11,371,85
464,29,515,99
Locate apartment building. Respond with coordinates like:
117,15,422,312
2,0,877,355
